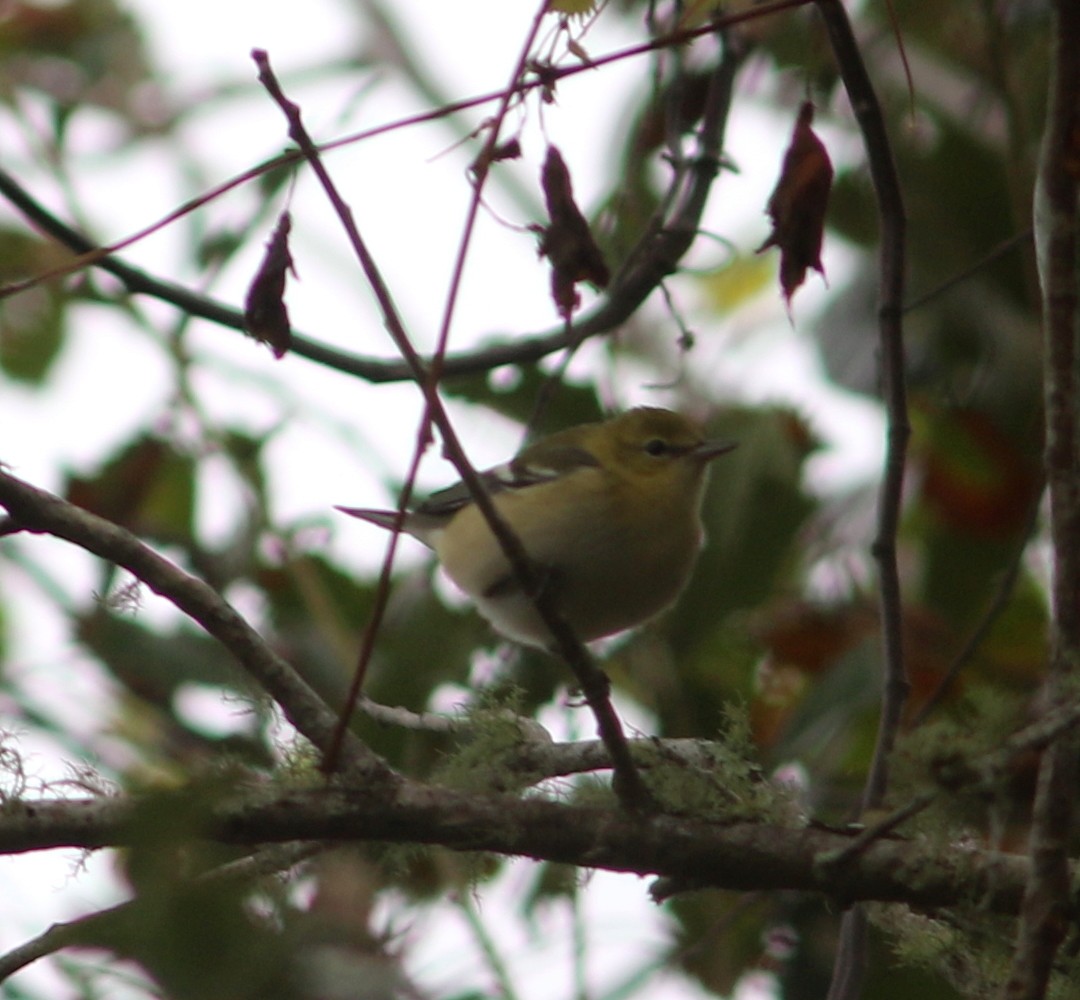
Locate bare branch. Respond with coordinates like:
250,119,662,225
252,47,656,812
811,2,909,995
0,14,750,388
0,470,393,786
815,0,909,818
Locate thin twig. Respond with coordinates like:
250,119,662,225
911,494,1042,727
0,161,701,382
967,696,1080,786
1,0,807,299
0,1,791,388
805,689,1080,871
1003,2,1080,996
818,792,935,872
325,424,427,773
1,0,808,289
329,0,550,769
813,2,909,997
903,227,1033,314
252,48,654,811
815,0,910,818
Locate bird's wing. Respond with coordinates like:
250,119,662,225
415,443,599,515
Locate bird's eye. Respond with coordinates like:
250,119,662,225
644,438,669,457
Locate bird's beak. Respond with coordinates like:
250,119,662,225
693,439,738,463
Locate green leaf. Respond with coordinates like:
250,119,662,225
76,610,254,705
0,288,66,383
683,407,818,621
77,790,299,1000
0,0,152,117
0,227,71,383
696,252,774,316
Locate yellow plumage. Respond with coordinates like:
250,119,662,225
338,407,734,647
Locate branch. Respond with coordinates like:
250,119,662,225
0,470,393,787
0,782,1041,919
812,3,909,997
251,40,677,812
0,14,748,816
1004,2,1080,996
0,22,746,387
268,4,557,781
0,156,708,380
815,0,909,821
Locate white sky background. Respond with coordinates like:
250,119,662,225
0,1,886,997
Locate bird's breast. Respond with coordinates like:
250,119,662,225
432,474,704,645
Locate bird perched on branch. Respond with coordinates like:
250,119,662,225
337,407,735,648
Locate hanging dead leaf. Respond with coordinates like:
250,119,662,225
527,59,561,104
243,211,296,358
757,102,833,306
533,145,610,320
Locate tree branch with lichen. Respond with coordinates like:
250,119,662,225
1003,2,1080,997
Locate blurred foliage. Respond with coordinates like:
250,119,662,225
66,435,198,544
0,0,152,120
0,228,73,382
72,787,310,1000
0,0,1066,998
445,364,605,436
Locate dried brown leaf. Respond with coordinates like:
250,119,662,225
534,145,609,320
243,211,296,359
757,102,833,306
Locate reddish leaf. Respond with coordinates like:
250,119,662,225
750,600,968,744
65,436,196,543
757,102,833,306
533,145,610,320
918,408,1043,538
243,211,295,358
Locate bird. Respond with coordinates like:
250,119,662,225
337,407,735,648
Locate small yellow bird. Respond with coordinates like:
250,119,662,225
337,407,734,647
